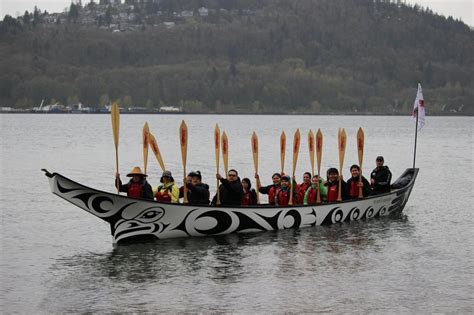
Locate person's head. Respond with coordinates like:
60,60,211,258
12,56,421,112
376,156,384,167
311,175,320,187
242,178,251,190
160,170,174,183
127,166,147,183
302,172,311,184
227,169,239,182
327,168,339,182
281,175,291,188
272,172,282,185
189,170,202,185
350,164,360,178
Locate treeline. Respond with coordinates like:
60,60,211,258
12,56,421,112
0,0,473,114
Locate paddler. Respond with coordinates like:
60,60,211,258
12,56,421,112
324,168,348,202
303,175,327,205
115,166,154,200
154,170,179,203
346,164,371,199
255,172,281,205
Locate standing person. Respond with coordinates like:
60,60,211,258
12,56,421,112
296,172,312,204
115,166,154,200
185,171,210,205
370,156,392,195
154,170,179,203
255,172,281,205
324,168,348,202
211,169,244,206
304,175,327,205
274,175,297,206
241,178,257,206
346,164,372,199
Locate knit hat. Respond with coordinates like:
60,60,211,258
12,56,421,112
189,170,202,180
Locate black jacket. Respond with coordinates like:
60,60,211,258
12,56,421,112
116,178,154,200
370,166,392,194
211,178,244,206
346,176,372,198
186,182,210,205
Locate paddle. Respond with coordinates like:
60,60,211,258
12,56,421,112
111,103,120,194
357,127,365,198
148,132,165,171
180,120,188,204
221,131,229,177
308,130,315,177
251,131,260,204
316,129,323,203
289,129,301,206
280,131,286,174
142,122,150,175
214,124,221,205
337,128,347,201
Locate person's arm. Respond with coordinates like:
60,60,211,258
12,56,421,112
303,189,310,205
362,177,372,196
258,184,272,194
143,183,154,200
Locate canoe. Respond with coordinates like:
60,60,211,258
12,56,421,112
43,168,418,245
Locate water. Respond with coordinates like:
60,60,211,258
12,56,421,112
1,114,473,312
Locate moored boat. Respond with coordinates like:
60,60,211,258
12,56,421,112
43,168,418,245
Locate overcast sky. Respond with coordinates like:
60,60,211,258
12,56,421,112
1,0,472,26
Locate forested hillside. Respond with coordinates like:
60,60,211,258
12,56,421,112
1,0,472,114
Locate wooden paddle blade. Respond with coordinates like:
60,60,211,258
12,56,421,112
111,103,120,148
251,131,259,173
214,124,220,171
357,127,365,167
292,129,301,175
142,122,150,174
338,128,347,172
221,131,229,175
308,130,315,176
148,133,166,171
280,131,286,174
179,120,188,166
316,128,323,174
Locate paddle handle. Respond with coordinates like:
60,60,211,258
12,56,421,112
115,149,119,194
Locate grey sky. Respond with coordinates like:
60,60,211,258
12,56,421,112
1,0,472,26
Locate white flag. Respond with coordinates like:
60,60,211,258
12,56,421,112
412,83,425,130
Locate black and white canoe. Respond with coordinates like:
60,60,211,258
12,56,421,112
43,168,418,245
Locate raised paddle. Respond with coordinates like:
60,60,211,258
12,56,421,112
289,129,301,206
308,130,315,177
148,132,166,171
337,128,347,201
221,131,229,177
316,129,323,203
251,131,260,204
214,124,221,205
357,127,365,198
111,103,120,194
142,122,150,175
280,131,286,174
179,120,188,204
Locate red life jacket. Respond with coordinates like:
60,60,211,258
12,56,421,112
327,183,339,202
268,186,278,205
349,179,359,198
155,185,173,203
241,191,253,206
275,188,291,206
127,182,143,199
306,187,318,205
297,182,310,205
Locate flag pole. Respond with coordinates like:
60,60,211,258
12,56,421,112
413,105,418,169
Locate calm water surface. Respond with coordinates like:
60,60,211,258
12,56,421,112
1,114,473,313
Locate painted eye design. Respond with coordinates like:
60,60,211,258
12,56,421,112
136,207,164,223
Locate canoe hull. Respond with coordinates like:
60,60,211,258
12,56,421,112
44,168,418,244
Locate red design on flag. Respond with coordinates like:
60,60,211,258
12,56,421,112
412,83,426,130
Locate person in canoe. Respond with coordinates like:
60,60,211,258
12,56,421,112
255,172,281,205
304,175,328,205
241,177,258,206
346,164,372,199
211,169,244,206
370,156,392,195
154,170,179,203
296,172,312,204
274,175,297,206
185,170,210,205
324,168,348,202
115,166,154,200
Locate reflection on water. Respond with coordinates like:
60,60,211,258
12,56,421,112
41,215,414,312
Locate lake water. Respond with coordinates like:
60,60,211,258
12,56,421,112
1,114,473,313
